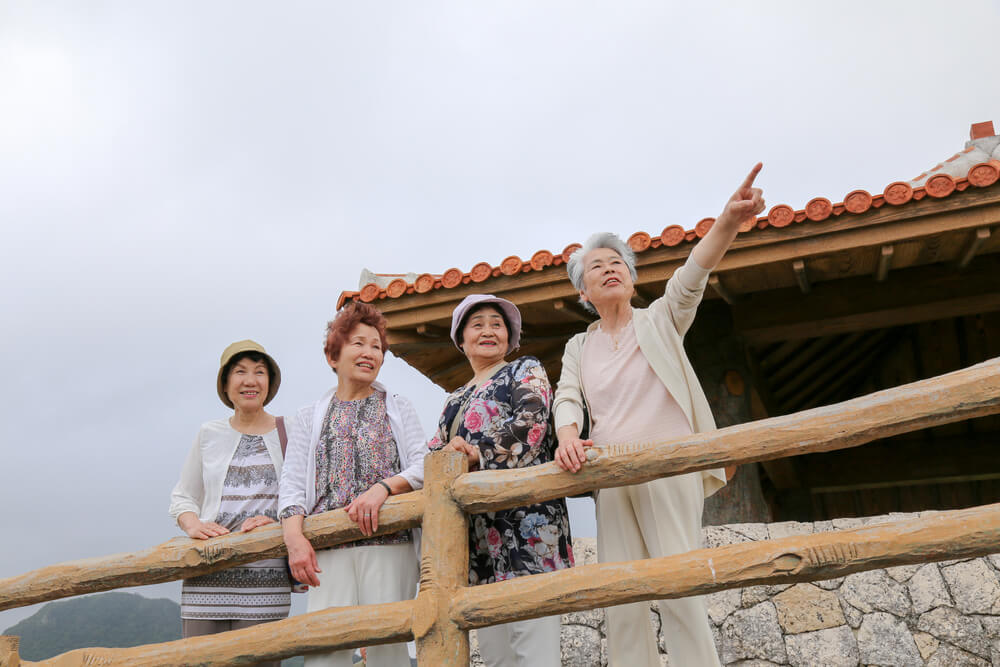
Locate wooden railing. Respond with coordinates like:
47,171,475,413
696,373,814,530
2,357,1000,666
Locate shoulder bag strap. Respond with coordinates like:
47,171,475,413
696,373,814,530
275,416,288,457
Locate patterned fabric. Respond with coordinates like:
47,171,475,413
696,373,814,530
429,356,574,584
314,390,410,548
181,434,291,621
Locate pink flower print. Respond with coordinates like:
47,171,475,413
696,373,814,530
484,401,500,417
527,423,545,446
464,409,485,433
486,527,503,558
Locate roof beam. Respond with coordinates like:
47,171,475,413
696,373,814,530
792,260,810,294
553,299,595,324
709,275,738,305
957,227,992,269
735,255,1000,344
875,244,894,282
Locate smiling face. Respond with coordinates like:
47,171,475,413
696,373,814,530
225,356,270,414
327,322,384,388
579,247,635,312
460,305,509,367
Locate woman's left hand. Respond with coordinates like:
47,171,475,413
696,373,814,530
239,515,276,533
346,485,390,536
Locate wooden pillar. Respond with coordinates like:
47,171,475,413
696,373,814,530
0,636,20,667
687,300,773,524
413,450,470,666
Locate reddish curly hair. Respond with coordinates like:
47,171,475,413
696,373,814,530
324,302,390,361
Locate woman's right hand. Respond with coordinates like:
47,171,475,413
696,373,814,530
555,434,593,473
178,512,230,540
283,520,322,587
443,436,481,470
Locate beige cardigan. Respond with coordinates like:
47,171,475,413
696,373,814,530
552,255,727,498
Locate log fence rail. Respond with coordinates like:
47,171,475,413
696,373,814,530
1,358,999,666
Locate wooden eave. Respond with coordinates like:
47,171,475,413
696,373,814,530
376,185,1000,392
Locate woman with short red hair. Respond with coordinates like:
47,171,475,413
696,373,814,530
279,302,425,667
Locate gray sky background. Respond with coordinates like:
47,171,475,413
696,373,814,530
3,1,999,630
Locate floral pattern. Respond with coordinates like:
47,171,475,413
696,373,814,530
429,356,574,584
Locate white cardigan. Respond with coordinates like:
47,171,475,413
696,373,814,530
278,381,426,518
553,254,727,498
168,419,285,524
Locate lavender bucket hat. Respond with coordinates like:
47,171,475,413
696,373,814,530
449,294,523,355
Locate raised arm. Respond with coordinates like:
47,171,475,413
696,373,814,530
691,162,766,271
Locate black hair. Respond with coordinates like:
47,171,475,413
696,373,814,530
457,303,511,350
222,351,276,388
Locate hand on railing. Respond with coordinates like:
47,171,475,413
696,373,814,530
239,515,276,532
555,426,593,474
177,511,230,539
442,436,481,471
347,486,391,536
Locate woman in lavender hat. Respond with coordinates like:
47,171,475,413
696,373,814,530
428,294,574,667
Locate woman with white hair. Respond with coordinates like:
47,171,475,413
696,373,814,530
553,164,766,667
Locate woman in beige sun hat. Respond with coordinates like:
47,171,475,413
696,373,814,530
168,339,292,663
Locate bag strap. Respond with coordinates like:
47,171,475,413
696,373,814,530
275,416,288,456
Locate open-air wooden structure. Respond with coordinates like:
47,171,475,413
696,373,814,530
339,121,1000,524
2,357,1000,665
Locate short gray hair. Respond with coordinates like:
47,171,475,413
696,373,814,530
566,232,638,314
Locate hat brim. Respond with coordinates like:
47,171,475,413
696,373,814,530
217,350,281,409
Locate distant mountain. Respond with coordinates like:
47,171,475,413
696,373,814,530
2,592,180,660
1,592,306,665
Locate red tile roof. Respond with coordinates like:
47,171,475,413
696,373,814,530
338,123,1000,310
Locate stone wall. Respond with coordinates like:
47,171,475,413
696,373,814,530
468,512,1000,666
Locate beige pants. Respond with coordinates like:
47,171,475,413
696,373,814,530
305,544,418,667
596,473,721,667
476,614,561,667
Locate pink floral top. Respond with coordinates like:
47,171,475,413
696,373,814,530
429,356,574,584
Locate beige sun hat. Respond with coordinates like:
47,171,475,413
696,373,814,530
217,340,281,409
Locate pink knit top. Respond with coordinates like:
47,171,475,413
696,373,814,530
582,319,693,446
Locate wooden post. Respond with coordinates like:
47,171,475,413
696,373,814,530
0,637,19,667
413,450,470,667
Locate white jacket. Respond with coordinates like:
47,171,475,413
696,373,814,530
553,254,727,498
278,381,426,517
169,419,285,524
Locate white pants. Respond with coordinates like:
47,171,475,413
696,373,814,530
476,614,561,667
304,544,418,667
596,473,721,667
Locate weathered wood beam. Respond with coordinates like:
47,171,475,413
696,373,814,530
957,227,992,269
800,335,892,411
32,600,415,666
792,260,810,294
387,330,452,347
553,299,594,324
735,255,1000,344
775,332,882,407
0,636,19,667
413,451,470,666
709,275,738,305
449,502,1000,629
450,357,1000,514
875,244,894,282
0,492,425,612
416,323,450,338
772,333,866,404
373,191,1000,328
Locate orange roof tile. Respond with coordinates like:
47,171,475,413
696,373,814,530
338,122,1000,310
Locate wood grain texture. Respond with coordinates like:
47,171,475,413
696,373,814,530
452,357,1000,514
413,450,471,667
0,492,425,612
450,502,1000,629
0,636,20,667
32,600,414,666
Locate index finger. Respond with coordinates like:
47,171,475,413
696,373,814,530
740,162,763,190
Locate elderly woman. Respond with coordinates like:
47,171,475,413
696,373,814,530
169,340,291,664
279,302,425,667
429,294,573,667
553,165,766,667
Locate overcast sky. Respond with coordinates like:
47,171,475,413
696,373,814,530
2,1,999,631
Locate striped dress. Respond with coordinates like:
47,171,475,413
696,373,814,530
180,434,291,620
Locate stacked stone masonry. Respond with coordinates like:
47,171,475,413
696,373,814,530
467,512,1000,666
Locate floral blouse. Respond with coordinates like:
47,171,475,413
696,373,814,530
429,356,574,584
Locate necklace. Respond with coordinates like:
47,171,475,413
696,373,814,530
601,320,630,351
